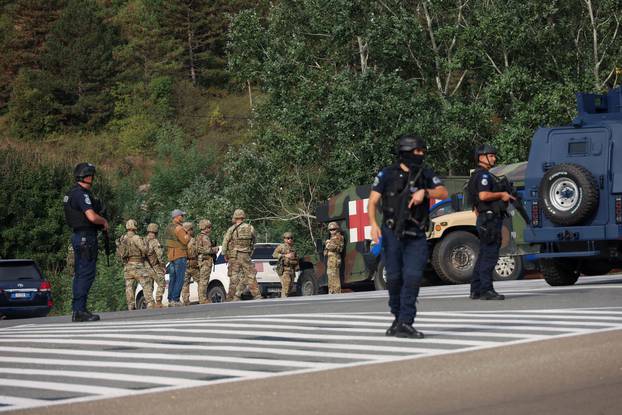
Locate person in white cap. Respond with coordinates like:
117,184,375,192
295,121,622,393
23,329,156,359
165,209,190,306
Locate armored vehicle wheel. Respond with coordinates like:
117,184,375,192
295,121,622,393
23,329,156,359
136,293,147,310
432,231,478,284
493,255,523,281
541,259,579,286
373,261,387,290
579,260,612,276
539,163,599,226
297,270,318,296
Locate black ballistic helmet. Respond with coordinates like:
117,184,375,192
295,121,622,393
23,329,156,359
74,162,96,181
475,144,497,158
398,134,427,152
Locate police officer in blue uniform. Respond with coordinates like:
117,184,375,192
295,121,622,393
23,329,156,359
368,134,448,338
63,163,109,322
467,144,513,300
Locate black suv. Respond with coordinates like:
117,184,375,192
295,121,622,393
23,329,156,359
0,259,53,318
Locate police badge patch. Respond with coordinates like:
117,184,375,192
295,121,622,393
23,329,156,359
481,178,488,186
84,194,92,205
432,176,442,185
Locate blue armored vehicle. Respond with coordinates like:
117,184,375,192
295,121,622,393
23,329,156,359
524,87,622,285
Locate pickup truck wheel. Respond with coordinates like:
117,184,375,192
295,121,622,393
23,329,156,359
539,164,599,226
136,293,146,310
374,261,387,290
493,256,523,281
207,284,226,303
541,259,579,286
298,270,318,296
432,231,479,284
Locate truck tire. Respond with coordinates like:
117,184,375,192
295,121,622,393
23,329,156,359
539,163,599,226
297,270,318,296
541,259,579,286
432,231,479,284
493,255,523,281
207,284,226,303
373,261,387,290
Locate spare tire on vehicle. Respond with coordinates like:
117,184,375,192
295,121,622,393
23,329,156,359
539,163,599,226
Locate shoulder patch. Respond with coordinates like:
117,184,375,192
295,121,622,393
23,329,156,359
373,176,380,187
432,176,442,185
481,178,488,186
84,194,92,205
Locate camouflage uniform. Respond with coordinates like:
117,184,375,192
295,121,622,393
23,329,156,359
118,220,154,310
222,209,261,301
272,232,299,298
144,223,166,307
324,222,344,294
196,219,219,304
181,222,198,306
66,244,75,276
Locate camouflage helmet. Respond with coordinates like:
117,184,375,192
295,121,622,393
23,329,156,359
283,231,294,239
125,219,138,230
146,223,159,233
232,209,246,220
328,221,340,230
199,219,212,230
74,162,96,181
182,222,194,232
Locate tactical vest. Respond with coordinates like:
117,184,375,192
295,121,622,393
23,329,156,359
165,223,185,250
467,167,506,214
63,185,99,232
232,223,254,251
146,238,161,265
381,165,429,232
126,233,144,262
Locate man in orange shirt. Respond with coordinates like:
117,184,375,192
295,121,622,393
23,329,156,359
165,209,191,306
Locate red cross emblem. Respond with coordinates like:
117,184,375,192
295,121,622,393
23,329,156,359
348,199,371,242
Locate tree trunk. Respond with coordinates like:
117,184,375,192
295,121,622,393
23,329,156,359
186,6,196,85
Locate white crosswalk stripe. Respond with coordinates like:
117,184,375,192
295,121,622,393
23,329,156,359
1,306,621,413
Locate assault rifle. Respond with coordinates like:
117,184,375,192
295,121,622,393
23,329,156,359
496,175,530,224
393,167,424,239
103,230,111,266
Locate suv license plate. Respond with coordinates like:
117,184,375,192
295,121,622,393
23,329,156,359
267,288,281,293
11,292,30,299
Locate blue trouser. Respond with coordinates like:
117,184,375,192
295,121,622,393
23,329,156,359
71,231,99,312
382,225,428,324
167,258,187,302
471,215,502,294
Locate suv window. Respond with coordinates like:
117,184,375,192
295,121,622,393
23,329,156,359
252,245,278,260
0,261,42,281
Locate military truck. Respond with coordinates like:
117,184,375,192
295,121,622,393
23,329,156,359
426,162,528,285
523,86,622,285
297,170,528,295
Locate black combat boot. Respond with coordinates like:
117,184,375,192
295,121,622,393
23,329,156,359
480,290,505,300
395,322,424,339
469,292,480,300
72,311,100,322
385,319,399,336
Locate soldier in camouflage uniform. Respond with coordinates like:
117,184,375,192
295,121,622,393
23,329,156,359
222,209,262,301
144,223,167,308
117,219,154,310
324,221,344,294
196,219,219,304
272,232,299,298
181,222,198,306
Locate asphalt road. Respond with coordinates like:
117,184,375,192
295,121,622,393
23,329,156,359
1,275,621,414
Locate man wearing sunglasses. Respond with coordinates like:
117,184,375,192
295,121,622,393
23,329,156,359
272,232,299,298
